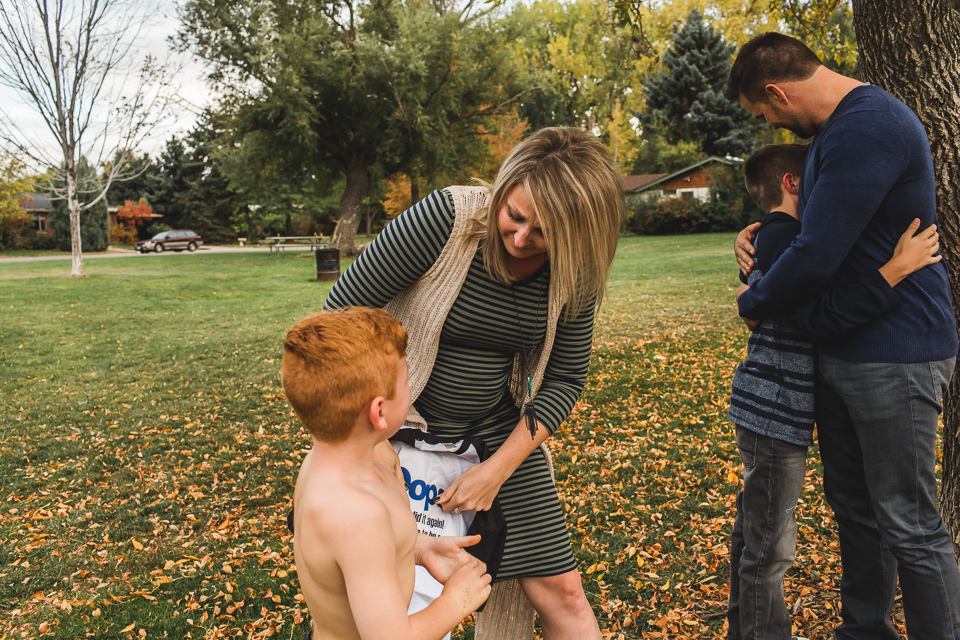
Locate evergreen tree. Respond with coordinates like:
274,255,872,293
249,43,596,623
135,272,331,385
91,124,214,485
49,158,109,252
102,152,165,208
642,9,758,158
151,113,238,243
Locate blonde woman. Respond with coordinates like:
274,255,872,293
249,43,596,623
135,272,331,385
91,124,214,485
324,127,622,638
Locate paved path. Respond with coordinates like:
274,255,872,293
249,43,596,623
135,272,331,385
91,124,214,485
0,245,316,264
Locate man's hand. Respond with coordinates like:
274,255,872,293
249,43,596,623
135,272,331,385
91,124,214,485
736,222,762,275
434,460,506,513
416,534,480,583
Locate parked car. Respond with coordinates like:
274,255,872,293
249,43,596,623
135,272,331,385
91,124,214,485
136,230,203,254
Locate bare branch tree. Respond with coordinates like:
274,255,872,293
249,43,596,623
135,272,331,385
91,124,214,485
0,0,176,276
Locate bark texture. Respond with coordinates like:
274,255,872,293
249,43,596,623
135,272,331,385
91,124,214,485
66,160,83,278
333,155,370,256
852,0,960,551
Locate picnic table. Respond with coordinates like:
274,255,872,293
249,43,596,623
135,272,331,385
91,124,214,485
259,235,329,254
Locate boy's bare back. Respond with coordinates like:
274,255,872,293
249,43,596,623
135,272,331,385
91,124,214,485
294,450,418,639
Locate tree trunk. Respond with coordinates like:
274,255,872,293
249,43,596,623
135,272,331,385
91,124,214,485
410,172,420,209
365,203,372,237
332,155,370,256
852,0,960,552
66,155,84,277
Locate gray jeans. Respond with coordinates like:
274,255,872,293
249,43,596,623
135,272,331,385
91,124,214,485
817,355,960,640
728,425,808,640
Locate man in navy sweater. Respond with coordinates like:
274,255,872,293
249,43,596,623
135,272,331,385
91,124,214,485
727,33,960,639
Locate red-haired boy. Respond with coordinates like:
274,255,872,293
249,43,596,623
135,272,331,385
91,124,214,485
282,307,490,640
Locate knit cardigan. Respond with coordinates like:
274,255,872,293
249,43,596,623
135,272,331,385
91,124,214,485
384,185,564,432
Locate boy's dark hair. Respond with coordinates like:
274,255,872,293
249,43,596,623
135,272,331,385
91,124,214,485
744,144,808,213
726,33,823,102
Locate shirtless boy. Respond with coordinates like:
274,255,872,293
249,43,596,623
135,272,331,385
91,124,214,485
282,307,491,640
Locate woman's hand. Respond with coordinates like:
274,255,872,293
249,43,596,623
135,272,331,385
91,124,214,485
736,222,762,275
416,534,481,583
435,460,507,513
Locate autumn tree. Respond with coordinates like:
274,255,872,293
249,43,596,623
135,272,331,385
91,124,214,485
0,152,25,224
0,152,29,248
111,198,152,246
0,0,174,275
177,0,525,255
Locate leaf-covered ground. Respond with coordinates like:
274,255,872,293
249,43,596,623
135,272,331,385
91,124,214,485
0,237,914,638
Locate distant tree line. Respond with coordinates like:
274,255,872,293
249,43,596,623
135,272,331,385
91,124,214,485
1,0,864,251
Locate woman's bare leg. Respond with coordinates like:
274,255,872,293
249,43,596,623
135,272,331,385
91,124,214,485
518,570,601,640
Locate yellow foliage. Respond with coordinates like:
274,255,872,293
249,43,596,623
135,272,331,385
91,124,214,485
0,154,28,224
383,174,412,220
467,112,531,181
382,111,529,217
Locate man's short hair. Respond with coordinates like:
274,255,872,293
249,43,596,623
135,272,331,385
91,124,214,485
281,307,408,443
726,32,823,102
744,144,808,214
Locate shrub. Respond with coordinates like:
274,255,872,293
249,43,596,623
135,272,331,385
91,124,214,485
0,213,32,249
112,199,152,246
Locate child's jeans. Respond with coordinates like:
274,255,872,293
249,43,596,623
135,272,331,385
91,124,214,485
727,425,808,640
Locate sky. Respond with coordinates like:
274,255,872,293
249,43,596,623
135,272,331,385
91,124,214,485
0,0,215,164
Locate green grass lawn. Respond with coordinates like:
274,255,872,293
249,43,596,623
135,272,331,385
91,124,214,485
0,237,882,639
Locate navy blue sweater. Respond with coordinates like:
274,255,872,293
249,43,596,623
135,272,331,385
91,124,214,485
737,85,957,363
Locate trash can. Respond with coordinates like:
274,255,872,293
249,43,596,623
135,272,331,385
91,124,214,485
316,247,340,282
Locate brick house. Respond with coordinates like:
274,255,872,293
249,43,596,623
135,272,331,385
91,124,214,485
19,192,52,231
622,156,743,209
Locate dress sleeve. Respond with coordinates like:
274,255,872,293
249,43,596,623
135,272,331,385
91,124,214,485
324,189,456,310
534,298,597,435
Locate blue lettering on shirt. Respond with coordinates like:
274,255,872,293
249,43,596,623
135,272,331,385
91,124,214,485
401,466,445,511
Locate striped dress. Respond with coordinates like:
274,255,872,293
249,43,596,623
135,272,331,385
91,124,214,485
324,189,595,579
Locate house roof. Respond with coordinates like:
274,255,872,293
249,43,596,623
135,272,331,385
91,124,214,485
18,192,52,211
624,156,743,194
622,174,666,192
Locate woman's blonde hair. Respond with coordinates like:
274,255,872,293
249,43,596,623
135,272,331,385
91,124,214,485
465,126,623,320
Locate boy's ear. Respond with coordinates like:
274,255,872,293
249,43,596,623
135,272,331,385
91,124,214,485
367,396,389,433
782,172,800,195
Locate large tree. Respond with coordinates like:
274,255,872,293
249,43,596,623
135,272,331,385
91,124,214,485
0,0,174,276
178,0,524,254
850,0,960,550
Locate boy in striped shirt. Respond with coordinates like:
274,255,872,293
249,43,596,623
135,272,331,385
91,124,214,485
726,144,941,640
